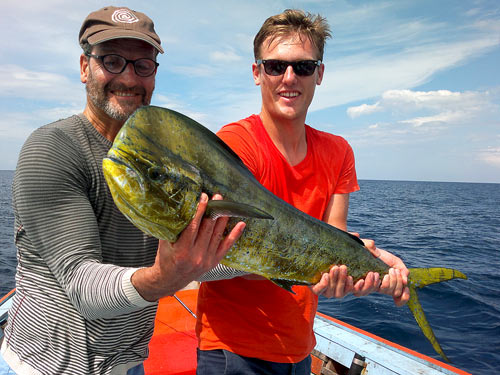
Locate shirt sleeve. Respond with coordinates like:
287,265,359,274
217,123,260,178
334,141,360,194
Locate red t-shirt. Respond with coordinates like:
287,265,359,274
196,114,360,363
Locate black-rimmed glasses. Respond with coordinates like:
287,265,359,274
85,53,159,77
256,59,321,77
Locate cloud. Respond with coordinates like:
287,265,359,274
210,50,243,63
347,103,382,118
311,21,500,113
0,64,84,103
348,88,497,124
477,147,500,167
344,88,500,148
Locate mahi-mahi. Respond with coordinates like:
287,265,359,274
102,105,466,362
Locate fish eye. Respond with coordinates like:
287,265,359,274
148,167,166,182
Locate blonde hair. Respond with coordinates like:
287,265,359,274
253,9,332,60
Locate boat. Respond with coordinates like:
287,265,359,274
0,287,471,375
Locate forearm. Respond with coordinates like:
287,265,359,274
67,261,155,319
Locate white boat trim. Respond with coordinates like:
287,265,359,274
313,313,469,375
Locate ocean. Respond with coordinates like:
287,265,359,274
0,171,498,374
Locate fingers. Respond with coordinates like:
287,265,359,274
330,265,348,298
379,268,409,307
310,272,329,295
175,192,209,248
311,265,354,298
197,194,245,261
361,239,376,251
217,221,245,258
353,272,380,297
394,286,410,307
167,193,245,275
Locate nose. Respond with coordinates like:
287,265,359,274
282,65,297,84
119,62,142,83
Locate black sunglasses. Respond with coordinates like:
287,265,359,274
85,53,159,77
256,59,321,77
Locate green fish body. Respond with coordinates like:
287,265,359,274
103,106,466,362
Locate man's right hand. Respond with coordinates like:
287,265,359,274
132,193,246,301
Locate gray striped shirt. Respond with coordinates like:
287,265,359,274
1,114,246,374
2,114,159,374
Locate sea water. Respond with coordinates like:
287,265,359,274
0,172,498,374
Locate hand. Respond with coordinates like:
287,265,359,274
352,234,410,306
310,265,353,298
376,248,410,307
132,193,246,301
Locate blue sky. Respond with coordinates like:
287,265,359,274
1,0,499,183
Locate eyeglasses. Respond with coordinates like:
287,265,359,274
256,59,321,77
85,53,159,77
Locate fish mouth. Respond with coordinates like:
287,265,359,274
103,153,170,237
103,153,146,213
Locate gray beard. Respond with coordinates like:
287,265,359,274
85,69,150,122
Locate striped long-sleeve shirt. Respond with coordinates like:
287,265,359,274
2,114,160,374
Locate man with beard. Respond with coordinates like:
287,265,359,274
0,6,245,375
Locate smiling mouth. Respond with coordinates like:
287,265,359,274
280,91,300,98
112,91,139,97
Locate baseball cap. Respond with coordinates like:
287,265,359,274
79,6,164,53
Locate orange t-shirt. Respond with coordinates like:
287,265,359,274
196,115,360,363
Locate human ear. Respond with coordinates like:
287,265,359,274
80,54,89,83
316,63,325,85
252,63,261,86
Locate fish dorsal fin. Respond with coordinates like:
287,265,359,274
345,231,365,246
206,200,273,220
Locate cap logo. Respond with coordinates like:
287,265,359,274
111,9,139,24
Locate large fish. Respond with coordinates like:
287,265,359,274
103,105,466,362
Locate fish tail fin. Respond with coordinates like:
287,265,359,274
407,267,467,362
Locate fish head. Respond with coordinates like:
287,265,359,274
103,118,203,242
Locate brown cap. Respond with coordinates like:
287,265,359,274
79,6,164,53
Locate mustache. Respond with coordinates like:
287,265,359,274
105,83,147,96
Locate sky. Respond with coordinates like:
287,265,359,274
1,0,499,183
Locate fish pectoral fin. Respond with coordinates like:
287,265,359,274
206,200,273,220
269,279,296,294
269,278,310,294
407,285,449,362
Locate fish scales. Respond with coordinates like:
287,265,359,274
103,106,467,362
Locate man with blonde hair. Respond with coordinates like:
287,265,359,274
196,9,409,375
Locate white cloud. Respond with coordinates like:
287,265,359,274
477,147,500,166
344,88,500,149
0,64,84,103
399,111,464,128
210,50,242,63
313,35,499,111
347,103,382,118
348,88,497,126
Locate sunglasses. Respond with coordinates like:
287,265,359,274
256,59,321,77
85,53,159,77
